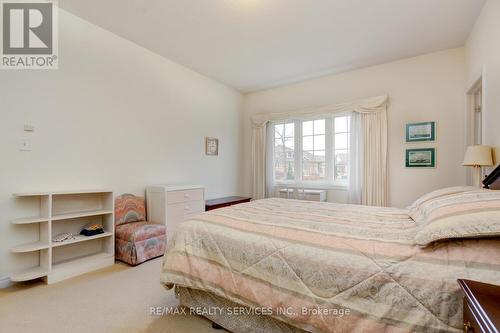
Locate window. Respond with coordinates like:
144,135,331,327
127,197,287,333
274,122,295,181
271,115,351,187
334,116,349,182
302,119,326,181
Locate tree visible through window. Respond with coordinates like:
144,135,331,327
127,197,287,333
274,122,295,181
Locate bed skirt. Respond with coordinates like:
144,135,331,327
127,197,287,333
177,286,307,333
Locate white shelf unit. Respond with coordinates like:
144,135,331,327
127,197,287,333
10,190,115,284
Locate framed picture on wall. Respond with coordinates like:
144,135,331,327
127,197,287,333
406,121,436,142
205,137,219,156
406,148,436,168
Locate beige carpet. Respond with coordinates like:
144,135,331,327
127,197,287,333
0,258,226,333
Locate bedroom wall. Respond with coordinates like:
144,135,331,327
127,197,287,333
0,10,243,281
242,48,467,208
465,0,500,160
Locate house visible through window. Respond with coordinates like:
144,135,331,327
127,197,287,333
272,115,351,187
302,119,326,181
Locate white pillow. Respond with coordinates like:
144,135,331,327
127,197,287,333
407,186,475,223
413,189,500,246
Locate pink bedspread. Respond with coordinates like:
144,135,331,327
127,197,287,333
160,198,500,333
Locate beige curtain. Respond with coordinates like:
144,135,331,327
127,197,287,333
251,123,267,200
251,95,389,205
360,109,388,206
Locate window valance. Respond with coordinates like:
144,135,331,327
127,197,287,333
251,95,389,127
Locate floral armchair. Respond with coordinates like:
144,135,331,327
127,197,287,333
114,194,166,265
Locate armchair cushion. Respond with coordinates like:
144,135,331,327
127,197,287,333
115,194,146,225
116,222,166,243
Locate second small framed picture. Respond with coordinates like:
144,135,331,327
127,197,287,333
406,148,436,168
406,121,435,142
205,137,219,156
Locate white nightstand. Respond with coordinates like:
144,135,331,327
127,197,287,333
146,185,205,241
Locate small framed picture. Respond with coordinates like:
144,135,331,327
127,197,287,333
406,148,436,168
205,137,219,156
406,121,435,142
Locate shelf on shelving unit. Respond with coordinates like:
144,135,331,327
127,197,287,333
51,232,113,248
11,216,49,225
11,241,50,253
48,252,114,284
51,209,113,221
53,252,112,269
14,189,112,197
10,266,49,282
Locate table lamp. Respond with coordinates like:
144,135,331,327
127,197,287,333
463,145,493,187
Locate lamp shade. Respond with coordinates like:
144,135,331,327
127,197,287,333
463,145,493,166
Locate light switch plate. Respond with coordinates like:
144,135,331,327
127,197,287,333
20,139,31,151
23,124,34,132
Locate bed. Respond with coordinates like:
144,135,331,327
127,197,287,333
160,189,500,333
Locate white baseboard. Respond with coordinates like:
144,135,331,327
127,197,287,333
0,276,13,289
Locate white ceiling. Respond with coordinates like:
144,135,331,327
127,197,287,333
61,0,485,93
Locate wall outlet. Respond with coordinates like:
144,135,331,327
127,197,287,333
20,139,31,151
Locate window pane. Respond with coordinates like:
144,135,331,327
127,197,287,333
335,133,348,149
274,149,285,181
275,162,295,180
314,135,325,150
274,122,295,181
302,161,326,181
284,122,295,138
314,150,325,158
303,121,313,136
303,149,325,181
274,138,284,150
334,164,348,181
274,150,295,180
334,149,349,181
275,124,284,139
303,136,313,150
303,151,314,161
284,162,295,180
335,149,348,164
314,119,325,135
315,154,326,165
335,116,348,133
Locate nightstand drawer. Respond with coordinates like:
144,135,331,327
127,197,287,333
458,279,500,333
146,185,205,242
167,189,204,204
464,299,481,333
166,201,203,241
167,200,204,219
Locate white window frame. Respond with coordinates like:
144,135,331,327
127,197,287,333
271,114,350,190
